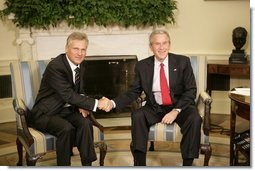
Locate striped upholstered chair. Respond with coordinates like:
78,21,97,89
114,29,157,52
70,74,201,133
131,91,212,166
10,60,107,166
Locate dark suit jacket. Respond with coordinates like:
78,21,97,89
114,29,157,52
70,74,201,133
113,53,197,114
31,54,96,126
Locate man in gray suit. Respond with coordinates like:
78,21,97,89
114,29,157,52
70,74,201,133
30,32,109,166
105,30,202,166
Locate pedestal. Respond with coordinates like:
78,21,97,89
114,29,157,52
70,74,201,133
229,50,247,64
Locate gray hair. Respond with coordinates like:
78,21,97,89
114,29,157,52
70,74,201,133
66,32,89,47
149,30,171,45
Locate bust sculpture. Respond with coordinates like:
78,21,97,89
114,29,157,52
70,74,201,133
229,27,248,64
232,27,247,51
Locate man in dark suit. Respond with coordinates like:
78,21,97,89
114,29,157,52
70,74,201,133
29,32,109,166
105,30,202,166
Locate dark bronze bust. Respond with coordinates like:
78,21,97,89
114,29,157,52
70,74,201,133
232,27,247,51
229,27,248,64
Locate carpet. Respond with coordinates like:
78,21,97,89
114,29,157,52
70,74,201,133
1,140,230,167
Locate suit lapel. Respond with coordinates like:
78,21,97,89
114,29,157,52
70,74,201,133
146,57,154,94
79,61,85,94
144,57,157,104
62,55,74,85
168,53,177,89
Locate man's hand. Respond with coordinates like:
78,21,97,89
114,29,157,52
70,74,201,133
98,96,113,112
79,108,90,118
161,109,179,124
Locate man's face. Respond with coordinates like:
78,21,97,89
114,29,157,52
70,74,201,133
65,39,87,65
149,34,170,62
233,32,246,50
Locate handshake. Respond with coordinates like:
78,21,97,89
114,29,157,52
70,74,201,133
97,97,114,112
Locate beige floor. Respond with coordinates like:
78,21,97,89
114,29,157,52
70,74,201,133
0,114,250,166
38,141,230,167
3,140,230,166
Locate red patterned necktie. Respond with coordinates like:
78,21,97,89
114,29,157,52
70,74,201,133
160,63,172,105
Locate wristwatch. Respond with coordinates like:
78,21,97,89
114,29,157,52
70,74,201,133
173,108,182,113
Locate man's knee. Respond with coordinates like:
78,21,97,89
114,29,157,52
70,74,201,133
60,124,75,136
79,118,93,129
192,113,202,125
185,107,202,124
132,109,145,122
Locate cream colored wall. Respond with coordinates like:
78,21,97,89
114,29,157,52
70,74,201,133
168,0,250,55
0,0,251,122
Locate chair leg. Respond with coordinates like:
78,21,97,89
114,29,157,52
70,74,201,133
200,144,212,166
234,147,239,165
25,153,37,166
149,141,155,151
16,138,23,166
25,151,43,166
95,142,107,166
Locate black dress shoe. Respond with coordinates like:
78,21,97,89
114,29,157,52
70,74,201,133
183,158,194,166
82,162,92,166
134,151,146,166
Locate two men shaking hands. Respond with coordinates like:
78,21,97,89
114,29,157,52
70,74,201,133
98,97,114,112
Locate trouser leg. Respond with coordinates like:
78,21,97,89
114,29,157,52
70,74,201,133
134,151,146,166
131,106,161,166
44,116,75,166
175,106,202,160
183,158,194,166
66,113,97,165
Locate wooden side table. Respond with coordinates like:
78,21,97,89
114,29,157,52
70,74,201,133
229,93,250,166
207,60,250,95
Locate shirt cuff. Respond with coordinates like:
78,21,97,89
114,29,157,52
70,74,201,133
111,100,116,108
93,99,98,112
173,108,181,113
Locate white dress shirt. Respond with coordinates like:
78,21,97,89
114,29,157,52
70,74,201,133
152,56,170,105
66,55,97,111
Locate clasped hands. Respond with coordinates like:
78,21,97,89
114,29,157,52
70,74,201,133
98,96,113,112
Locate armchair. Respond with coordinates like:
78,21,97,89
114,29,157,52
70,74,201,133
131,91,212,166
10,60,107,166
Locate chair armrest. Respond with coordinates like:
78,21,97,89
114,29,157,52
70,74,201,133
133,91,146,109
13,99,34,146
88,112,104,133
197,92,212,136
